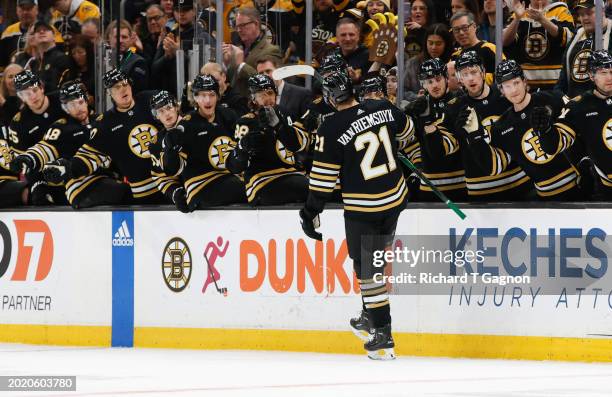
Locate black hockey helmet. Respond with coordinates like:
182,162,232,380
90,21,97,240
248,73,277,95
150,90,177,110
14,70,42,92
59,81,87,103
359,74,386,100
192,74,219,95
588,50,612,74
495,59,525,85
322,69,353,105
455,50,483,72
103,68,129,89
319,51,347,76
419,58,448,80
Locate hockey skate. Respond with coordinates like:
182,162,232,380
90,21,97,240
349,310,372,342
364,324,395,360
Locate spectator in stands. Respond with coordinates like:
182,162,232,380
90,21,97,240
336,18,370,84
362,0,392,48
255,56,312,121
107,20,149,94
28,21,72,93
450,11,502,85
0,64,24,128
451,0,481,21
229,7,283,68
479,0,510,44
0,0,40,71
446,60,461,92
404,23,454,98
556,0,612,97
160,0,176,27
51,0,101,41
141,4,168,66
67,35,95,104
405,0,437,59
503,0,574,91
152,0,213,96
201,62,250,115
80,18,101,45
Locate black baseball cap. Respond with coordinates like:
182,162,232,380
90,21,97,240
574,0,594,10
33,20,53,32
17,0,38,6
173,0,194,10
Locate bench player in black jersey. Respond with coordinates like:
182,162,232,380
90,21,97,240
458,60,582,200
12,82,129,208
427,51,533,201
148,90,191,212
163,75,246,210
299,69,412,360
226,74,308,205
535,50,612,199
2,70,65,206
44,69,168,205
404,58,466,202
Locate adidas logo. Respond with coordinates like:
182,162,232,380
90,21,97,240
112,220,134,247
357,109,365,115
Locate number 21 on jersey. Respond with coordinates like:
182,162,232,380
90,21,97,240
355,125,396,180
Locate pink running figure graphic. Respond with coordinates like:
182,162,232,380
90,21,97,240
202,236,229,296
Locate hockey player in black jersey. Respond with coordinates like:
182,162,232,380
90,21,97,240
405,58,466,202
299,69,412,360
458,60,582,200
163,75,246,210
2,70,65,206
428,51,532,201
536,50,612,199
44,69,167,205
148,90,191,213
13,82,129,208
226,74,308,205
358,74,387,101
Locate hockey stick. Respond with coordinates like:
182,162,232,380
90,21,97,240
398,153,467,220
272,64,316,80
203,252,227,296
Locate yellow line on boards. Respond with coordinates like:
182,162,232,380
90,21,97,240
135,327,612,363
0,325,111,346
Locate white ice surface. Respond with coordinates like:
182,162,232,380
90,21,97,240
1,344,612,397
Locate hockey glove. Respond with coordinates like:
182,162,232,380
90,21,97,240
299,208,322,241
29,180,55,205
530,106,553,136
405,96,429,118
10,154,36,176
43,158,72,184
259,106,283,130
239,132,266,156
172,187,193,214
163,125,184,151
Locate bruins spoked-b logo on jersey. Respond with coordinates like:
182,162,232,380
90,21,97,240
603,119,612,152
524,31,549,61
0,140,13,171
162,237,192,292
522,129,553,164
208,136,236,169
572,48,592,83
129,124,158,158
276,140,295,165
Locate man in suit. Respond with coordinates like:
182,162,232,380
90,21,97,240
256,56,312,121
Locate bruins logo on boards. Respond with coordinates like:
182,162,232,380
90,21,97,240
524,31,549,61
208,136,236,169
128,124,158,158
162,237,192,292
522,129,553,164
603,118,612,152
